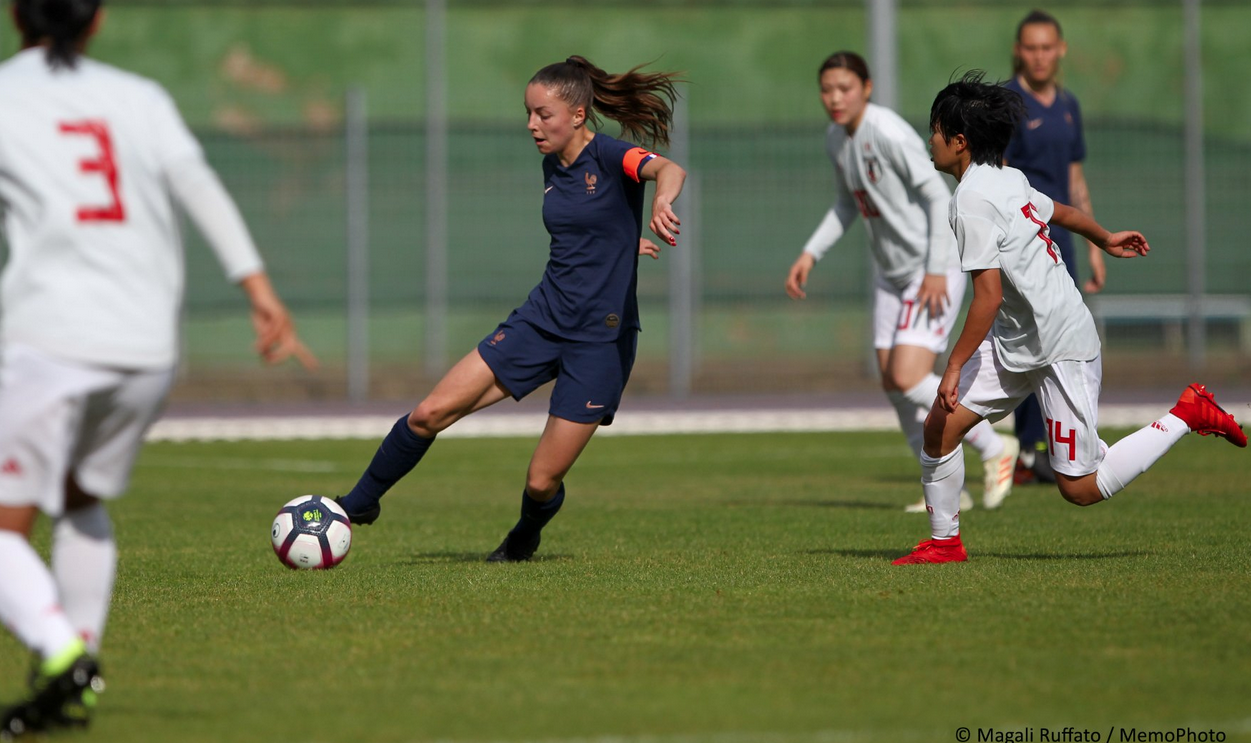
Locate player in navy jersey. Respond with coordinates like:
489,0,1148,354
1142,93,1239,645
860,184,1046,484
1003,9,1106,485
334,56,686,562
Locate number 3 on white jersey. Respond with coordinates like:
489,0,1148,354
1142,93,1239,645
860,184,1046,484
59,119,126,223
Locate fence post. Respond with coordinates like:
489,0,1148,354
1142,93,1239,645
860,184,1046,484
1183,0,1206,369
867,0,899,113
424,0,449,378
345,86,370,402
669,91,697,398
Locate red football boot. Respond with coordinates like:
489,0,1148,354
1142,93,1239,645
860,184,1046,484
1170,384,1247,448
892,534,968,565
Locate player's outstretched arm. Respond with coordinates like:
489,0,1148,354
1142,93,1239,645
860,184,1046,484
639,155,686,246
1051,203,1149,259
240,273,319,370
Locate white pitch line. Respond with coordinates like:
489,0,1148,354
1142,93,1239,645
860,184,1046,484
145,402,1249,443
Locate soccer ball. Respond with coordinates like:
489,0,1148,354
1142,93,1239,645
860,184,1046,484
271,495,352,570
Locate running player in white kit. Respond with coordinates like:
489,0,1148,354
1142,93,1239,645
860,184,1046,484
0,0,315,734
784,52,1019,512
893,71,1246,565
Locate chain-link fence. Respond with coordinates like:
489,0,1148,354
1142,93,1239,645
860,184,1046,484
3,0,1247,401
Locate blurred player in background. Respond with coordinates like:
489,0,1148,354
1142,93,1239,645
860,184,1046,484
784,51,1019,512
1004,9,1106,485
894,71,1245,565
334,56,686,563
0,0,315,736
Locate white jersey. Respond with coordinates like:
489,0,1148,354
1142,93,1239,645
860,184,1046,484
0,48,261,370
951,162,1100,372
803,103,956,287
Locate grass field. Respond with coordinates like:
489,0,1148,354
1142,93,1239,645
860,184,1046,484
2,430,1249,743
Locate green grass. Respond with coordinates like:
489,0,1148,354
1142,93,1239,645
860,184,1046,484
2,431,1249,742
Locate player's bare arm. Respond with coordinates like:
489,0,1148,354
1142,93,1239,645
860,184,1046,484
240,272,319,370
639,155,686,246
1051,203,1149,259
785,252,816,300
938,268,1002,413
1069,163,1107,292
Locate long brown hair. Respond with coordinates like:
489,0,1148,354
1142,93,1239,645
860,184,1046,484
529,56,682,149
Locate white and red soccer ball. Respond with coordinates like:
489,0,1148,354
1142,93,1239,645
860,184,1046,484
271,495,352,570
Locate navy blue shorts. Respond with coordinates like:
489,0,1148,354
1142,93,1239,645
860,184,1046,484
477,314,638,426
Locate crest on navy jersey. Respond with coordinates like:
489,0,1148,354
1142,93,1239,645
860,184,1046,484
584,172,598,194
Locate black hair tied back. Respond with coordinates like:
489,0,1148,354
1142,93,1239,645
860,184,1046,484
15,0,102,70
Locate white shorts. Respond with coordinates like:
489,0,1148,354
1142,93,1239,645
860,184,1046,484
872,266,967,353
958,338,1104,476
0,344,175,516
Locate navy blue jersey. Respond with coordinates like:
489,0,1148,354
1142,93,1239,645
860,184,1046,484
1003,77,1086,206
513,133,655,342
1004,77,1087,280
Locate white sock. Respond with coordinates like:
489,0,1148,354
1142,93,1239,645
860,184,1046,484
53,505,116,654
964,420,1005,461
0,530,81,659
901,374,940,412
886,389,925,458
1096,413,1189,499
920,445,965,539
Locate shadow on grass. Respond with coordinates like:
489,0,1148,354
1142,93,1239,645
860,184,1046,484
397,551,574,565
804,548,1150,561
974,551,1150,560
730,499,897,510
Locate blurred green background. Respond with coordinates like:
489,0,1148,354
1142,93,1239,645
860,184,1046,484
3,0,1247,399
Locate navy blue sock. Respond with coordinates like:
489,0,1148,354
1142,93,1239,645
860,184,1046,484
508,483,565,540
340,415,434,512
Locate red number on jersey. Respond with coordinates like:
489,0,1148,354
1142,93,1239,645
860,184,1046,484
853,189,881,218
59,120,126,223
1046,417,1077,462
898,299,915,331
1021,202,1056,263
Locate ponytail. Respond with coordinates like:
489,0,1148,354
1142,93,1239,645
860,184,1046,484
14,0,101,70
530,56,682,149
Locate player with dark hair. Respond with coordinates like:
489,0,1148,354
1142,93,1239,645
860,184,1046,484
893,71,1245,565
1005,9,1106,485
784,51,1019,513
0,0,315,735
334,56,687,563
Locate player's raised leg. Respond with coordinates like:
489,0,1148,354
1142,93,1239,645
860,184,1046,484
1054,383,1246,506
336,349,511,525
487,416,599,563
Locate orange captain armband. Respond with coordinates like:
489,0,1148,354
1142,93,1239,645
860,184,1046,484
622,147,657,183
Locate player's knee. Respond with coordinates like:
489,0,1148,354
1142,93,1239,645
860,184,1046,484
525,474,562,501
408,401,453,437
1057,479,1102,507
